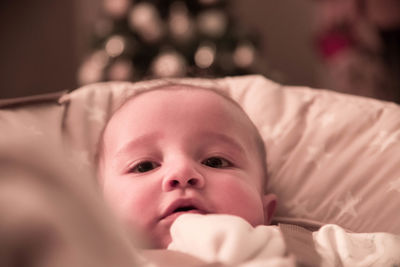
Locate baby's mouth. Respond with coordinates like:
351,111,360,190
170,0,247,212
164,205,204,220
173,205,198,213
160,199,207,223
165,210,203,224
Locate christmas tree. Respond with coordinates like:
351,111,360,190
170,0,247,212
78,0,266,85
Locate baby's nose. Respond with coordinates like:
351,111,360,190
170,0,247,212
162,166,204,191
167,177,200,187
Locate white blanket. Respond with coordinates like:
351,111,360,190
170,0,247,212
167,214,400,267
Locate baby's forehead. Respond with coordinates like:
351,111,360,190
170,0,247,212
111,85,256,133
114,85,240,118
123,85,239,108
119,85,260,143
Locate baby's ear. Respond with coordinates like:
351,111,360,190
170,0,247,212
262,193,277,225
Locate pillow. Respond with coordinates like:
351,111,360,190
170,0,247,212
1,75,399,234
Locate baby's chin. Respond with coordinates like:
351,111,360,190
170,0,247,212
161,235,173,249
147,232,172,249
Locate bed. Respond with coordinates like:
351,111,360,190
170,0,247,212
1,75,399,266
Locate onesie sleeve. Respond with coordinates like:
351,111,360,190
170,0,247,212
312,224,400,267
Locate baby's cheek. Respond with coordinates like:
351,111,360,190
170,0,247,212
124,187,158,224
102,181,124,213
103,179,152,224
211,178,264,225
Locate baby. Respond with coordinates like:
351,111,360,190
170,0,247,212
97,84,400,266
97,84,277,249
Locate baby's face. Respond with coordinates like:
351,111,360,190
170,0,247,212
100,87,276,248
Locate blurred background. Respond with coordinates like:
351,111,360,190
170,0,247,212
0,0,399,102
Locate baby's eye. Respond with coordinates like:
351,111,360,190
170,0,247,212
130,161,160,173
202,157,232,168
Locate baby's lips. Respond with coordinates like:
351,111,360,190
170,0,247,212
161,209,206,225
159,197,208,222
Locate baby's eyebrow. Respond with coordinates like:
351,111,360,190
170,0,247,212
114,132,162,159
197,132,245,155
113,131,246,162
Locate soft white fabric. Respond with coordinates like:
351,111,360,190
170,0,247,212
168,214,400,267
313,224,400,267
168,214,295,266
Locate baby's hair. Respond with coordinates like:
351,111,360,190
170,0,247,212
96,82,268,190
